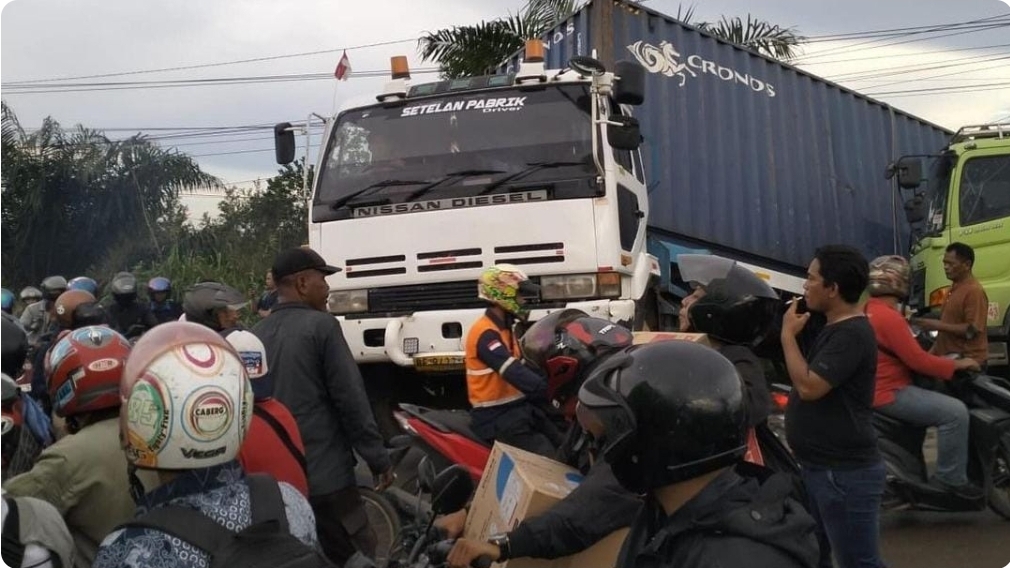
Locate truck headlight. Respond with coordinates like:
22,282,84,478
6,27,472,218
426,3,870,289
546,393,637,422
328,289,368,314
539,273,622,301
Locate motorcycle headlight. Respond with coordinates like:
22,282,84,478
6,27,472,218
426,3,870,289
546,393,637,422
328,289,368,314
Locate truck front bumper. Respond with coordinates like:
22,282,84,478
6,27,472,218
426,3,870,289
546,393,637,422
338,299,637,369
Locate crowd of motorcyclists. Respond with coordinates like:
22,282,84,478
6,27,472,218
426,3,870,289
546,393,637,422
1,240,1004,568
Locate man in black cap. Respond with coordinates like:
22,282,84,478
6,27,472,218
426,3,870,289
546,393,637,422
252,246,393,566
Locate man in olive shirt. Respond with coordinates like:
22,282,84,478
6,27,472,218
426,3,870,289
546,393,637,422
913,242,989,365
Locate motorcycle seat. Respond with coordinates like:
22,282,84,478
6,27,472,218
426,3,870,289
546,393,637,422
401,404,488,447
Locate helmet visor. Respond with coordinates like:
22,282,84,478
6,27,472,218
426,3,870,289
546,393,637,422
677,254,778,300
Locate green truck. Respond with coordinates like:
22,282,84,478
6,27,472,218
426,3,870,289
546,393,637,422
892,122,1010,371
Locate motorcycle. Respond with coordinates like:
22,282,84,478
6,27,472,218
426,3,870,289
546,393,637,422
393,404,489,482
875,371,1010,518
394,400,801,484
387,458,492,568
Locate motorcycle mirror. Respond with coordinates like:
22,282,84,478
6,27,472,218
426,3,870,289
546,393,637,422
417,455,437,493
430,465,474,515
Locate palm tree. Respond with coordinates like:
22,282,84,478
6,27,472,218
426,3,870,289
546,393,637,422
419,0,582,78
695,15,805,60
418,1,804,78
1,101,218,288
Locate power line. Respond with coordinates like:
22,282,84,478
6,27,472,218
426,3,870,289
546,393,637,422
856,57,1010,90
2,38,418,85
797,42,1010,65
803,14,1010,41
794,18,1010,62
829,51,1010,82
866,81,1010,96
2,68,441,94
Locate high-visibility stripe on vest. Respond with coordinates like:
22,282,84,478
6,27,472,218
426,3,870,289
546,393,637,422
465,314,524,408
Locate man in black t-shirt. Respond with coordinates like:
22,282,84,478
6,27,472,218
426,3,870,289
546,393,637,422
781,245,885,568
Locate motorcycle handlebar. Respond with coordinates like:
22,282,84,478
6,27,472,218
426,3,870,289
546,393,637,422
427,539,494,568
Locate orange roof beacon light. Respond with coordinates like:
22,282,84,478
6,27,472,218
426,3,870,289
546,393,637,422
391,56,411,80
524,39,545,63
378,54,410,102
516,40,547,84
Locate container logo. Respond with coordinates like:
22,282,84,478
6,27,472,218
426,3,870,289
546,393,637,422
627,40,776,97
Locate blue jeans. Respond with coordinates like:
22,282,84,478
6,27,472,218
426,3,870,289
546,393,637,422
801,461,886,568
877,385,971,486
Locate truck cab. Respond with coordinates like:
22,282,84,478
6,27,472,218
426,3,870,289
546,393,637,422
275,48,655,376
894,122,1010,369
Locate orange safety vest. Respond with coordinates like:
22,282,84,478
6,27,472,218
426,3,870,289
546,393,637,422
465,314,525,408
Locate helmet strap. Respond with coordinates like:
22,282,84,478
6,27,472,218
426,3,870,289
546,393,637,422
127,464,146,503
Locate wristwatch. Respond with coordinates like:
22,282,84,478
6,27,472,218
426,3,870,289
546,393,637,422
488,533,512,561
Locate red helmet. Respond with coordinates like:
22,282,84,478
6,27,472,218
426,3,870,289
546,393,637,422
48,326,131,417
521,309,634,418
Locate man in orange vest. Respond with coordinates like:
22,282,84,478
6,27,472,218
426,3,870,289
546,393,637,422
465,264,557,457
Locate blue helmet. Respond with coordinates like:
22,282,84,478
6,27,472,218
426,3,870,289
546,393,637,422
0,288,14,314
148,276,172,295
68,276,99,296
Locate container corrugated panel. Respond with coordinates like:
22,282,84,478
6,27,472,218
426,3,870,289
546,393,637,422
501,0,951,269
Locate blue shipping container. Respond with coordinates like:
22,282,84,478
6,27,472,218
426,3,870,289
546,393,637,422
502,0,952,270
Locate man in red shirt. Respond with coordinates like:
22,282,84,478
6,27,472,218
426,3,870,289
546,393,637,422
226,329,310,497
864,255,980,498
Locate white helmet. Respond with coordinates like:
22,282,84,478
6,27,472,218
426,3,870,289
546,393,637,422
222,329,268,380
120,321,252,470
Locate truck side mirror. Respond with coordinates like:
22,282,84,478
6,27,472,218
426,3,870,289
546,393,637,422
274,122,296,165
614,60,645,106
608,116,642,151
904,193,927,224
895,156,922,190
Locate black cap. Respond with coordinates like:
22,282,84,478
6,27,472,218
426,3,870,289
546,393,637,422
272,247,341,281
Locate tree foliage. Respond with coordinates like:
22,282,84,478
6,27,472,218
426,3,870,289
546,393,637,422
2,103,308,311
419,0,582,78
417,0,804,79
1,101,217,289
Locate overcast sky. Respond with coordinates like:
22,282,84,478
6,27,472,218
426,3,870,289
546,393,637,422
2,0,1008,219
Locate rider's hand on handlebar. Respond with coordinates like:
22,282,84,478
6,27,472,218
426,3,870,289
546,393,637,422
433,508,468,540
374,467,396,491
447,538,500,568
954,358,981,373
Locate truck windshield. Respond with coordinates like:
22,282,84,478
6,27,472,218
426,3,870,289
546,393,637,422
315,85,594,209
959,154,1010,226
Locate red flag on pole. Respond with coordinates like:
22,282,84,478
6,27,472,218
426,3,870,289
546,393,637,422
335,51,351,81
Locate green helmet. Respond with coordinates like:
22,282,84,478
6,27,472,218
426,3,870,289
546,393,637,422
477,264,540,320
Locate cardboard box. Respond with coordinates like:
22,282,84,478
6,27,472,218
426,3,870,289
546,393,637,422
632,331,711,347
464,442,629,568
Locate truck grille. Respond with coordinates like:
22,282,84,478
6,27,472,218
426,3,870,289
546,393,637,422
368,281,484,314
365,278,558,315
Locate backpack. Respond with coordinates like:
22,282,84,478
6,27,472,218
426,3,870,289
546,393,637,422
120,474,336,568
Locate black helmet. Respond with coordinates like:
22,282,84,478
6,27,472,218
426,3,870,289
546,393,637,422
1,313,28,377
40,275,68,301
109,272,138,302
73,301,109,328
183,281,246,330
521,309,634,416
577,340,747,493
678,254,780,347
